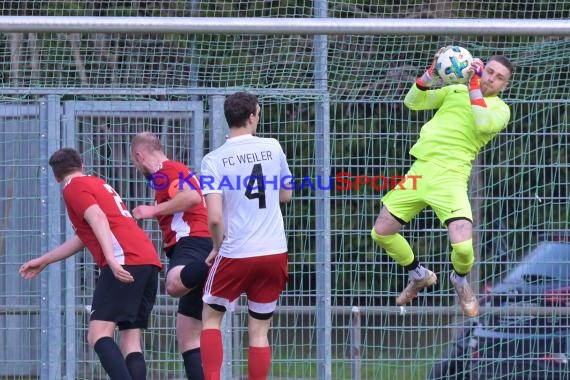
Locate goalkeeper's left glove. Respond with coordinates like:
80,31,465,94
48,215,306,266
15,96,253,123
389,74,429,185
416,46,447,90
467,58,486,107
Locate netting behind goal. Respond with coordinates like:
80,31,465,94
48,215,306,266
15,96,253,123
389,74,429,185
0,1,569,380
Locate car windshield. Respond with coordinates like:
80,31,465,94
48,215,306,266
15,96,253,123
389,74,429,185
503,242,570,282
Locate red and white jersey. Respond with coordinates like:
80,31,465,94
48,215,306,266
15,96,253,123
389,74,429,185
63,175,162,269
154,160,210,249
200,134,291,259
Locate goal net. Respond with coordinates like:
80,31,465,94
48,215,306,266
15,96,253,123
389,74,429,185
0,1,568,379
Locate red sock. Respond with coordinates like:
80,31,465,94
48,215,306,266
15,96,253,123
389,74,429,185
200,329,223,380
248,346,271,380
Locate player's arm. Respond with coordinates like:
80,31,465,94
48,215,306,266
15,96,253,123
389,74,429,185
133,188,201,219
204,193,223,266
278,146,293,203
279,186,292,203
200,155,224,266
83,204,134,283
415,46,447,90
471,101,510,135
467,59,511,134
405,47,448,110
20,234,84,279
156,187,202,215
404,84,446,110
279,172,293,203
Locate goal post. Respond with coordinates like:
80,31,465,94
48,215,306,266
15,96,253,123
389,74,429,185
0,16,570,35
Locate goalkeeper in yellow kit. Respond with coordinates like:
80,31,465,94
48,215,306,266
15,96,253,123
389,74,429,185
371,48,513,317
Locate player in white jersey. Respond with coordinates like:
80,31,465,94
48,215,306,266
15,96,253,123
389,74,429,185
199,91,292,380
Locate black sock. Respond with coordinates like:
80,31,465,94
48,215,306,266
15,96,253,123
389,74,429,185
404,257,420,271
453,270,469,278
125,351,146,380
180,262,209,290
182,347,204,380
93,337,132,380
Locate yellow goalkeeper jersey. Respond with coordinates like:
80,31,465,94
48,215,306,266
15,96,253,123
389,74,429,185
404,84,510,175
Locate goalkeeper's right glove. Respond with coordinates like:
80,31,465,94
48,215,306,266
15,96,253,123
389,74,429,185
467,58,486,108
416,46,447,90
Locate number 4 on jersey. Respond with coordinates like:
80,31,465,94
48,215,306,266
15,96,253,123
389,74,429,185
245,163,266,209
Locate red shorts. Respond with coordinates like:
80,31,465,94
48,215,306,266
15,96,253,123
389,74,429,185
203,252,288,314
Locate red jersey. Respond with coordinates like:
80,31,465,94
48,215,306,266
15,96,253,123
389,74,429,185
63,175,162,269
155,160,210,249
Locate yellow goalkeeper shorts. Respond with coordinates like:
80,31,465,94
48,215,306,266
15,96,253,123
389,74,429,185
380,159,473,226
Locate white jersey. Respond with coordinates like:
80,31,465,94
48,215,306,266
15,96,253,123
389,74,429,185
200,134,291,258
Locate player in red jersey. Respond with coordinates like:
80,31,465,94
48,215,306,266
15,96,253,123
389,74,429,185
199,92,293,380
131,132,213,380
20,147,162,380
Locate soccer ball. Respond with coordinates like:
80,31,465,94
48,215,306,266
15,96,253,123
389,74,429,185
436,46,474,85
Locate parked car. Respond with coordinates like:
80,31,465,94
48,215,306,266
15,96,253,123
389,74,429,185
429,240,570,380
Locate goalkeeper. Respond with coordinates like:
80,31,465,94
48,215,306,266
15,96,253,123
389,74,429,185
371,48,513,317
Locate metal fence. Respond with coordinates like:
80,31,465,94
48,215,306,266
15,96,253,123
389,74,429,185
0,15,569,380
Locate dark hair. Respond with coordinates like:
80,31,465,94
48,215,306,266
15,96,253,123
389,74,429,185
48,148,83,180
224,91,258,128
488,55,514,76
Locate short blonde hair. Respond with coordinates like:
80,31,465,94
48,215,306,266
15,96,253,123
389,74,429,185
131,132,163,153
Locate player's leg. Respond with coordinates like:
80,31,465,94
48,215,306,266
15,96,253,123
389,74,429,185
179,316,203,380
119,328,146,380
200,255,241,380
166,237,212,298
448,219,475,275
166,265,191,297
371,164,435,304
247,315,273,380
430,172,478,317
371,165,425,266
243,253,288,380
88,266,133,379
177,289,205,380
88,320,133,380
116,264,160,380
372,206,422,270
168,237,211,378
373,209,437,305
447,219,478,317
200,304,226,380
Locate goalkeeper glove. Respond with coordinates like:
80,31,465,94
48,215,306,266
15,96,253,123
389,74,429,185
416,46,447,90
467,59,486,107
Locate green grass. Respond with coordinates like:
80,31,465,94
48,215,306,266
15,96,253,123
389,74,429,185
247,346,440,380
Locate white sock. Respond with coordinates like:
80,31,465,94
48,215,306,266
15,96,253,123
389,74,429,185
451,271,468,285
409,265,427,281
